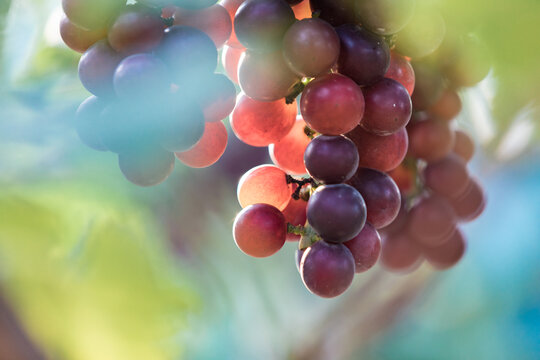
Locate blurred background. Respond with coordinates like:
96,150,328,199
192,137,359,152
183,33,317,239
1,0,540,359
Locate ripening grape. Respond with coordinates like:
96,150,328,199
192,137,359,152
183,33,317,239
233,203,287,257
336,24,390,86
237,165,293,210
282,18,340,77
308,0,357,26
354,0,415,35
113,54,170,100
304,135,359,184
307,184,367,243
348,168,401,229
118,147,175,187
78,40,122,97
360,78,412,135
343,223,381,273
444,35,491,87
62,0,125,30
300,240,355,298
448,178,486,222
59,14,106,53
175,121,228,168
238,49,300,101
429,89,462,121
423,154,471,199
234,0,295,52
347,127,408,172
75,96,108,151
221,45,245,84
422,228,466,270
197,73,237,122
385,51,415,96
230,94,297,147
452,130,475,162
407,195,457,247
300,73,365,135
380,232,422,272
407,118,454,163
410,61,445,110
269,116,311,175
173,4,232,48
395,7,446,59
108,8,164,55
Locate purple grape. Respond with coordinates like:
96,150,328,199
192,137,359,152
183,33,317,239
309,0,357,26
78,40,122,98
300,240,355,298
307,184,367,243
343,222,381,272
347,167,401,229
336,24,390,86
360,78,412,135
113,54,171,100
304,135,359,184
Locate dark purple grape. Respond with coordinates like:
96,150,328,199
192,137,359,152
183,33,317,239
347,168,401,229
343,223,381,272
307,184,367,243
156,26,218,83
113,54,171,100
118,146,175,187
304,135,359,184
78,40,123,98
234,0,295,52
360,78,412,135
75,96,108,151
410,61,445,110
300,240,355,298
355,0,415,35
308,0,357,26
336,24,390,86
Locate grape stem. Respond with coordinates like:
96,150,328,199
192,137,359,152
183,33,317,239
286,175,318,200
287,224,321,250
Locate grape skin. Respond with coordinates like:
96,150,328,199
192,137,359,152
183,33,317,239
221,45,245,84
75,96,108,151
237,165,293,211
59,14,106,53
108,8,165,55
385,51,415,96
118,147,175,187
407,195,457,247
78,40,123,98
175,121,228,168
343,223,381,273
423,154,471,199
269,116,311,175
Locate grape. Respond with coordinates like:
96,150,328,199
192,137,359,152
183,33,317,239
233,204,287,257
59,14,107,53
234,0,295,52
385,51,415,96
75,96,108,151
220,0,246,48
238,49,300,101
197,73,237,122
354,0,415,35
422,228,466,270
379,196,408,236
269,116,311,175
282,188,308,241
429,89,462,121
108,8,164,55
282,18,340,77
118,147,175,187
174,0,219,9
175,121,228,168
407,195,456,247
410,61,445,110
62,0,125,30
300,73,364,135
307,184,367,243
221,45,245,84
448,178,486,222
423,154,471,199
452,130,475,163
300,240,355,298
159,100,206,153
292,0,312,20
444,35,491,87
304,135,359,184
407,118,454,163
335,24,390,86
237,165,293,210
380,232,421,272
173,4,232,48
78,40,122,97
113,54,170,100
395,8,445,59
343,223,381,273
230,94,297,147
360,78,412,135
348,168,401,229
346,127,408,172
387,163,416,195
308,0,357,26
156,26,218,82
295,249,305,272
162,6,177,18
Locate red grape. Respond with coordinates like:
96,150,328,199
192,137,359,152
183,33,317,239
113,54,170,100
233,204,287,257
221,45,245,84
429,89,462,121
452,130,475,162
448,178,486,222
410,61,445,110
237,165,293,210
282,189,308,241
407,118,454,163
60,14,107,53
197,73,237,122
269,116,311,175
220,0,245,48
385,51,415,96
108,8,164,55
300,73,364,135
175,121,228,168
407,195,457,247
343,223,381,273
78,40,123,97
230,94,297,147
387,163,416,195
118,147,175,187
300,240,355,298
173,4,232,48
422,228,466,270
423,154,471,199
380,232,422,272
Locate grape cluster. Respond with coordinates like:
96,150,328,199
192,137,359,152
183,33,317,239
61,0,237,186
231,0,488,298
